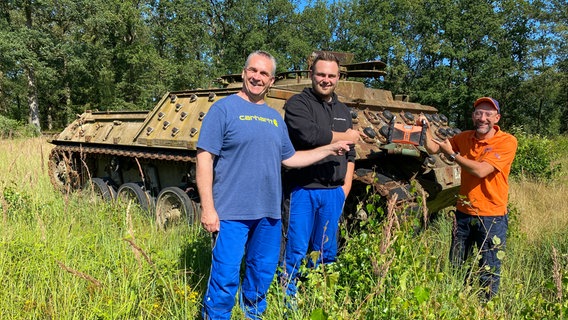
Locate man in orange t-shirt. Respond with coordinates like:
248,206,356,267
422,97,517,300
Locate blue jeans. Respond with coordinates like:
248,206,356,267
202,218,281,320
450,210,508,299
281,187,345,296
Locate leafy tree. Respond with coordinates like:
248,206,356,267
331,0,403,92
203,0,311,74
0,0,566,134
146,0,214,91
0,0,45,131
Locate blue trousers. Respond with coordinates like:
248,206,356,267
202,218,281,320
450,210,508,299
282,187,345,296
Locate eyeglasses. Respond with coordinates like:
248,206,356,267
245,67,273,80
473,110,497,118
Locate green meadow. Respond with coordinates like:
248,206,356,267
1,136,567,319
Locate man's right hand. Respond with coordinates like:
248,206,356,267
345,128,364,143
201,207,220,233
417,115,429,127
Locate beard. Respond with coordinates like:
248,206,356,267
475,123,492,135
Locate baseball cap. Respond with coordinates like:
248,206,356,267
474,97,500,113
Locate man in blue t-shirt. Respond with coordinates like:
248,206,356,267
196,50,351,320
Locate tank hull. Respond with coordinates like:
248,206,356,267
48,55,461,227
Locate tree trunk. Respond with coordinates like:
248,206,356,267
64,56,71,126
24,0,40,132
27,65,41,131
0,71,4,114
536,98,543,134
47,105,52,131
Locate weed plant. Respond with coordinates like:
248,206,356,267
510,128,566,181
0,115,39,138
1,137,567,319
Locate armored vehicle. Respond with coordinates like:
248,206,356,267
47,52,461,229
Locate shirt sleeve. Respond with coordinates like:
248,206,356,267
196,103,226,155
280,121,296,161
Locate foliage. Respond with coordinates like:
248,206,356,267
264,198,568,319
2,128,568,317
0,144,208,318
0,0,566,134
0,114,39,138
510,127,563,181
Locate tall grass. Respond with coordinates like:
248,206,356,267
1,137,567,319
0,138,209,318
509,135,568,241
510,179,568,241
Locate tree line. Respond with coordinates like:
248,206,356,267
0,0,566,134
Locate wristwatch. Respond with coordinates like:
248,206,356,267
449,152,459,161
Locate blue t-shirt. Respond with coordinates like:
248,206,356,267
197,94,296,220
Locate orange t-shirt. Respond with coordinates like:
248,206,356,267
450,126,517,216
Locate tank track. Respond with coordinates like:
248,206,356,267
49,144,195,162
48,144,196,193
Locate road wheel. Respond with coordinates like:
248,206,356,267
85,178,116,201
117,182,153,212
48,149,81,192
155,186,199,229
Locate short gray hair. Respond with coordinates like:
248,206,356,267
245,50,277,76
